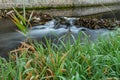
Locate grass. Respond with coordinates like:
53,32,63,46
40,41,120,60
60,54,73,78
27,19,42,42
1,7,120,80
8,7,33,37
0,29,120,80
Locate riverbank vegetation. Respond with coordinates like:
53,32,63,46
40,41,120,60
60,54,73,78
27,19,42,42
0,8,120,80
0,28,120,80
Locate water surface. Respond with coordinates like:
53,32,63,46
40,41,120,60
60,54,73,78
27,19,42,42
0,4,119,58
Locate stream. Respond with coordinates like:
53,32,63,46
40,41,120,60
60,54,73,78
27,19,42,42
0,6,120,58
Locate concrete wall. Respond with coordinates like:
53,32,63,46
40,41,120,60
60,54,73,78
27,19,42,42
74,0,120,6
0,0,120,9
32,5,120,16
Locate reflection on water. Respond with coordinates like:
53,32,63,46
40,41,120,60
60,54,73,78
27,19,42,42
0,18,17,34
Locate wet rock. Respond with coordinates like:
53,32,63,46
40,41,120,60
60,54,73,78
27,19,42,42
6,10,119,29
41,17,119,30
74,18,119,30
53,17,71,29
29,12,52,25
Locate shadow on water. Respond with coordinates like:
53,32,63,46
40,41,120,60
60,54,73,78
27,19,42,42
0,18,17,34
0,4,120,58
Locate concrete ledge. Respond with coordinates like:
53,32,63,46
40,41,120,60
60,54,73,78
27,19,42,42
0,4,120,17
0,0,120,9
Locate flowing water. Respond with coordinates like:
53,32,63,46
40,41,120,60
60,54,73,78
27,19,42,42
0,5,120,58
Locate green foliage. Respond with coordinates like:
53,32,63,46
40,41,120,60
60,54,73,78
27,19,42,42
0,29,120,80
9,7,32,37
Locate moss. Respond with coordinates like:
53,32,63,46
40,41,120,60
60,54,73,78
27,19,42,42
16,5,75,11
27,2,120,10
0,2,119,11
